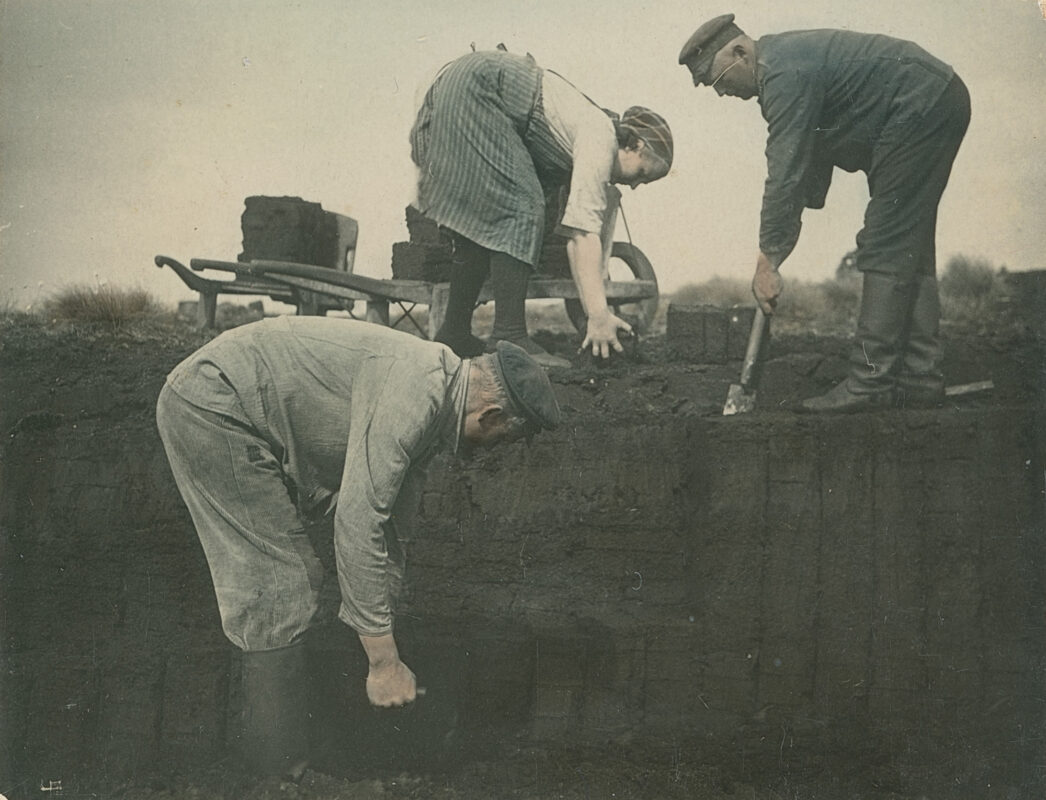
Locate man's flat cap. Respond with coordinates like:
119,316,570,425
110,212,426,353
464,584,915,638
493,340,562,433
678,13,743,84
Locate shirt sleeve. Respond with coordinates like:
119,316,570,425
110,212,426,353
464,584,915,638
559,124,617,234
758,68,828,261
334,361,442,636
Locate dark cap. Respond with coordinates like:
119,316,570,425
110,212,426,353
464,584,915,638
492,340,561,434
678,13,743,84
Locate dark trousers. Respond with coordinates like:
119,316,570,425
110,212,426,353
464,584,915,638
856,75,971,277
840,76,971,396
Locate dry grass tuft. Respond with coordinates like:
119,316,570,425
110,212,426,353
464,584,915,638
43,284,168,330
939,255,1006,330
940,255,997,299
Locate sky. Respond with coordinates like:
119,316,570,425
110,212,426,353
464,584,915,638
2,0,1044,310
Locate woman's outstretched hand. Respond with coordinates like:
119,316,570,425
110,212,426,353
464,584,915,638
581,309,633,359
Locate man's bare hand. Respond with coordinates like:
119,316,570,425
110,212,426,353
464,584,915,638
752,252,783,316
366,658,417,707
581,309,632,359
359,632,417,707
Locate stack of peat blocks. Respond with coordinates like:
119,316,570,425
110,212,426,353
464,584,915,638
238,195,342,268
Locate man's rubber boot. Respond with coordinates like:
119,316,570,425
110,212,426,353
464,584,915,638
801,271,913,413
241,642,310,780
894,274,945,409
433,236,490,358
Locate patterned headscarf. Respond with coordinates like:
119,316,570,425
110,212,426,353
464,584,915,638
619,106,673,171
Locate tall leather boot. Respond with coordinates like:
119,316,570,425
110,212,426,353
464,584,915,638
801,271,914,413
434,235,490,358
894,274,945,408
488,253,570,369
241,642,310,779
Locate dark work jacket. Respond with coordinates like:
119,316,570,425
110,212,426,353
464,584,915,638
755,30,954,261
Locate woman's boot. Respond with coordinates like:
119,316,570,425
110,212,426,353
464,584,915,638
433,235,490,357
488,254,570,369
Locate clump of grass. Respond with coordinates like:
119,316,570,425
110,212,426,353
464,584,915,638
43,284,167,330
940,255,996,299
939,255,1004,330
785,276,860,334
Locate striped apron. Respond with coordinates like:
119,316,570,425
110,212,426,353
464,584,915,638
410,50,575,268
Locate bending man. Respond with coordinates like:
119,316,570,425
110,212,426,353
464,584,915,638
156,317,560,774
679,15,970,411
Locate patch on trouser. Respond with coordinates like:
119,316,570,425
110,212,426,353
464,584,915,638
156,385,323,651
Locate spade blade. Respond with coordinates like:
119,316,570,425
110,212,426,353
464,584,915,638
723,382,758,416
722,308,768,416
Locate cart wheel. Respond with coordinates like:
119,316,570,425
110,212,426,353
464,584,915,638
564,241,659,335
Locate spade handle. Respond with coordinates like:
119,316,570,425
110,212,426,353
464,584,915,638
738,308,768,388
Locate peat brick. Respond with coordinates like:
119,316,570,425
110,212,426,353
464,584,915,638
237,195,341,267
391,241,454,282
405,205,444,245
667,304,758,363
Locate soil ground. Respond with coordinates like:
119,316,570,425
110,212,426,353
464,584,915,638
2,291,1042,800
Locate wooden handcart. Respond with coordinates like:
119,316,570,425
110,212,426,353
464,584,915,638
155,201,660,338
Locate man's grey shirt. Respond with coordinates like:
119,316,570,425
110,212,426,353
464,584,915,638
755,30,955,261
166,316,468,636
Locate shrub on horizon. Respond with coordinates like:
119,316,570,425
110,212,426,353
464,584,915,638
670,276,751,309
940,255,998,300
938,255,1004,329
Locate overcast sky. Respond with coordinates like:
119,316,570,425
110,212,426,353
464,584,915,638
2,0,1044,309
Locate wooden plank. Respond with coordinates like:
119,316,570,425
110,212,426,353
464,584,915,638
514,278,657,302
470,278,657,302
